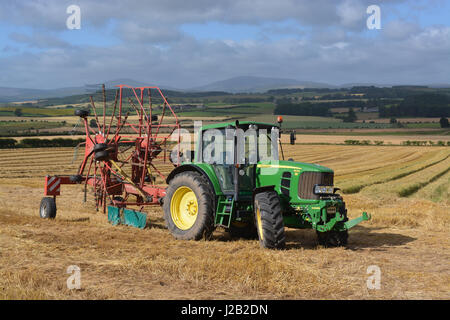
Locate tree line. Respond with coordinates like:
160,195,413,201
0,138,85,149
274,100,369,117
274,93,450,118
379,93,450,117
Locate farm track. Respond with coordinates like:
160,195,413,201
0,145,449,299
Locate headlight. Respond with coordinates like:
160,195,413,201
314,185,334,194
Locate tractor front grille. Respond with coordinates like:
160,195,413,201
298,171,334,199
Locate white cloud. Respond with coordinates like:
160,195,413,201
0,0,448,88
337,0,366,29
384,20,421,39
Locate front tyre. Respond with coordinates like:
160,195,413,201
163,172,215,240
254,191,285,249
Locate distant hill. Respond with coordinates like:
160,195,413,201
1,76,448,103
428,83,450,89
0,78,178,103
0,86,93,103
338,83,394,89
190,76,334,93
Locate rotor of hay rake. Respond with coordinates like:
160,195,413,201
75,84,181,214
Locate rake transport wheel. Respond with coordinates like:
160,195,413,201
163,172,215,240
316,230,348,247
39,197,56,219
227,221,258,239
254,191,286,249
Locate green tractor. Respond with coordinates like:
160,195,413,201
163,119,370,249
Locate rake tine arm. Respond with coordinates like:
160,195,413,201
111,112,130,141
102,84,106,135
89,96,102,133
105,89,119,140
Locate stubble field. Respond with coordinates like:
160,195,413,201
0,144,449,299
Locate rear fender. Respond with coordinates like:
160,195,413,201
166,164,222,196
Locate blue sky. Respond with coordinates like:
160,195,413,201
0,0,449,89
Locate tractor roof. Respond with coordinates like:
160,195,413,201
200,121,279,131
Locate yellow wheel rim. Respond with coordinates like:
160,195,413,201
255,205,264,241
170,186,199,230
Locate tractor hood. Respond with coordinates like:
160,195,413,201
256,160,333,174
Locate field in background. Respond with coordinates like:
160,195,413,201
0,144,449,299
2,94,448,135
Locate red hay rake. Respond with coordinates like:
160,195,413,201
41,84,181,224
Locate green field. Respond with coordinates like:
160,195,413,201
0,120,65,135
1,85,448,135
0,107,74,117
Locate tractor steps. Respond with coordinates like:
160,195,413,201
215,196,235,228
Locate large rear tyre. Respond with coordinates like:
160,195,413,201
39,197,56,219
163,172,215,240
254,191,285,249
316,230,348,247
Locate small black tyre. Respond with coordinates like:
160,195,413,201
40,197,56,219
94,143,108,152
254,191,285,249
316,230,348,247
94,150,109,161
74,109,89,118
227,221,258,239
163,171,215,240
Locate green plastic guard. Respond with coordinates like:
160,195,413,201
108,206,122,226
107,206,147,229
123,208,147,229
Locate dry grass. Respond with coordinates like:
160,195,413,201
0,145,449,300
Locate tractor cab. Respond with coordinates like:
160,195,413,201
195,121,280,197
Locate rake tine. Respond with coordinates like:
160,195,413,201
102,84,106,135
84,156,94,203
128,97,142,117
106,89,119,141
112,111,130,141
89,96,102,133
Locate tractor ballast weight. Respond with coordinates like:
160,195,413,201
39,83,370,248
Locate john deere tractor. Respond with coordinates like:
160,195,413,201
163,120,370,249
